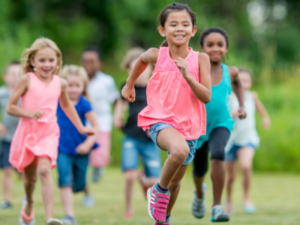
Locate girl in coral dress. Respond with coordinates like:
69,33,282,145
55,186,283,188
7,37,94,225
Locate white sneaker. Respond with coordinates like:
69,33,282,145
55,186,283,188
191,183,207,218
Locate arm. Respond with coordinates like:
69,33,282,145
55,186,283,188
76,111,100,155
174,53,211,103
6,74,44,119
122,48,158,102
59,78,94,135
229,66,246,119
229,94,239,118
113,98,128,130
252,92,271,129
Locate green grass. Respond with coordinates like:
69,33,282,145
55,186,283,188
0,167,300,224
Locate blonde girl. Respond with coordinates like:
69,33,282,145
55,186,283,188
57,65,99,224
7,38,94,225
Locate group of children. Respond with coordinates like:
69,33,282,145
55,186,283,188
0,2,270,225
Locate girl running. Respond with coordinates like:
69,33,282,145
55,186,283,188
57,65,99,224
6,38,94,225
225,68,270,214
191,27,246,222
122,3,211,225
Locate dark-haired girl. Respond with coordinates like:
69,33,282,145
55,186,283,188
122,3,211,225
191,27,246,222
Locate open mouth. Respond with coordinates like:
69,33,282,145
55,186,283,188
174,35,185,39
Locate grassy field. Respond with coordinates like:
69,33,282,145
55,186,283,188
1,167,300,225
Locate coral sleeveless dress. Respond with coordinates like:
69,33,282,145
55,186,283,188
9,72,61,172
138,47,206,140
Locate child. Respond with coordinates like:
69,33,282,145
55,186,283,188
57,65,99,224
122,3,211,224
6,37,94,225
225,68,270,214
81,47,119,183
114,48,161,218
0,61,21,209
191,27,246,222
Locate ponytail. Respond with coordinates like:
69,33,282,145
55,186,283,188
161,39,168,47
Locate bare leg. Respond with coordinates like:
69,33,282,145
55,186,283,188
166,165,189,216
225,161,237,214
124,170,137,214
237,147,255,206
211,159,226,206
37,157,55,222
140,176,160,187
23,157,38,224
156,127,190,189
60,187,74,217
2,167,14,203
193,175,205,199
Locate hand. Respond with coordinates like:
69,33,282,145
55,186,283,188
76,143,90,155
174,58,190,79
30,110,44,120
121,83,135,102
238,107,246,119
80,127,96,136
0,124,7,136
263,117,271,129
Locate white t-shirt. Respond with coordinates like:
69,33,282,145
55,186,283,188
88,71,119,132
225,91,260,151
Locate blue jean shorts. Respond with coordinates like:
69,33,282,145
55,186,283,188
149,123,198,165
57,151,89,193
122,136,161,178
0,141,12,169
225,143,256,162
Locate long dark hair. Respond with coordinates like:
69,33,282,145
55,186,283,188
157,3,196,47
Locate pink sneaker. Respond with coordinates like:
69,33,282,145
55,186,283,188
154,216,170,225
123,212,134,218
147,184,170,223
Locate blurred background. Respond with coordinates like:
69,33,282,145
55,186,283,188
0,0,299,171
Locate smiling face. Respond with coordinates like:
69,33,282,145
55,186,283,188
239,71,252,91
65,75,85,101
31,47,58,79
4,64,20,88
201,32,228,63
159,10,197,46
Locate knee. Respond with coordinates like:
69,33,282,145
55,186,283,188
227,173,236,183
38,166,51,179
241,164,252,173
25,175,37,186
125,170,136,183
211,149,225,161
170,145,189,164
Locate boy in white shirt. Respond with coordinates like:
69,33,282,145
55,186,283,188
81,47,119,182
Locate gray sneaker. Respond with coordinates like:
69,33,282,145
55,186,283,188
82,195,95,208
192,183,207,218
62,215,76,224
1,201,12,209
211,205,229,222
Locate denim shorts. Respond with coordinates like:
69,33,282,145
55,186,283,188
57,151,89,193
225,143,256,162
149,123,198,165
122,136,161,178
0,141,12,169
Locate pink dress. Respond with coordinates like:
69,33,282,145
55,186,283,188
138,47,206,140
9,72,61,172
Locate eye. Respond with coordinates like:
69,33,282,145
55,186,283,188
39,59,45,62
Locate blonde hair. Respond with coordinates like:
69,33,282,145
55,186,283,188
121,47,145,70
21,37,62,75
60,65,90,100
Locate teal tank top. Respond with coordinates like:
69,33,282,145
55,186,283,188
196,64,234,149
